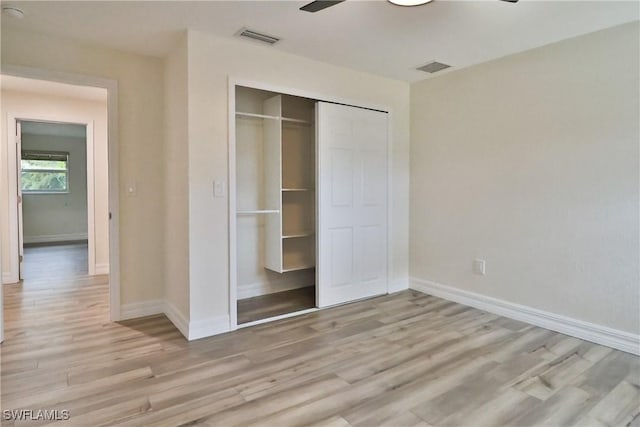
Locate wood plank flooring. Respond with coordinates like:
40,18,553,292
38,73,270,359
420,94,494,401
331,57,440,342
237,286,316,324
21,242,88,284
2,277,639,426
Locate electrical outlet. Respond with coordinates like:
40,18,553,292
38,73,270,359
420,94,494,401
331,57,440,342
473,259,486,275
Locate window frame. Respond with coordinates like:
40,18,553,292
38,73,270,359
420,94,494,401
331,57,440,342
20,150,71,194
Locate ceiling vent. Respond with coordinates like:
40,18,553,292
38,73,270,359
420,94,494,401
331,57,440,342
237,28,280,46
417,61,451,74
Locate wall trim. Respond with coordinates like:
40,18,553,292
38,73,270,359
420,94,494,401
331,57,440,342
120,299,229,342
164,301,189,339
94,263,109,275
410,277,640,356
2,272,18,285
120,299,164,321
388,277,409,294
24,233,88,244
188,315,230,341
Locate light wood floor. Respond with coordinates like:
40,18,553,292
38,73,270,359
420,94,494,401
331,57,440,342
2,277,639,426
22,242,89,284
238,286,316,324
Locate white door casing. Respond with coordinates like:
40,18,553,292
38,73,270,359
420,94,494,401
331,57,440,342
316,102,388,307
1,65,120,337
16,120,24,279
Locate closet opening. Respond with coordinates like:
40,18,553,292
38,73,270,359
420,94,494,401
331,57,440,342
234,85,318,325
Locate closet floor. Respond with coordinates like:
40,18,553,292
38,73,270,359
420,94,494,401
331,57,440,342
238,286,316,324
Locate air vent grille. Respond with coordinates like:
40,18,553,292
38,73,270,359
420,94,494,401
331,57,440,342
237,28,280,45
417,61,451,74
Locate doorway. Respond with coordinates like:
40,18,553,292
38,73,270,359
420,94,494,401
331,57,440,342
233,85,318,325
17,120,92,282
0,69,119,344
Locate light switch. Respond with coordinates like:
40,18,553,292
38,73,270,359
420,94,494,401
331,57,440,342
213,179,225,198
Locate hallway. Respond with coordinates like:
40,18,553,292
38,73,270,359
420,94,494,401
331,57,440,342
22,242,88,286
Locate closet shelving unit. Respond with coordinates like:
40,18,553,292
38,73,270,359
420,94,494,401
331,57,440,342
235,90,316,275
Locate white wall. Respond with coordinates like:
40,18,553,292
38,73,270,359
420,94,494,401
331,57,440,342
0,89,109,279
185,30,410,331
410,22,639,335
22,133,88,244
2,28,165,304
163,36,190,321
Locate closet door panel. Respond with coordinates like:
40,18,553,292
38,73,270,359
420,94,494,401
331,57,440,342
317,102,388,308
330,227,355,286
331,148,354,208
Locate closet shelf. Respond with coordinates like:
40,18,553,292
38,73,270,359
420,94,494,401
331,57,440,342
282,231,315,239
237,210,280,215
281,264,315,273
282,117,312,125
236,111,280,121
236,112,311,125
282,188,314,192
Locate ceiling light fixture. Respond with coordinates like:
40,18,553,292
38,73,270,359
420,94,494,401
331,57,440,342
2,5,25,18
388,0,434,6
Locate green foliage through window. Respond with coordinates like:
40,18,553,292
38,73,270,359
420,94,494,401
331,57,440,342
21,151,69,193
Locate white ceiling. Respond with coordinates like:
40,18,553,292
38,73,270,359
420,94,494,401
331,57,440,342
2,1,638,82
1,75,108,101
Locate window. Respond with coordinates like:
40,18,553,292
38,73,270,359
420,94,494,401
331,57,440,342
21,151,69,193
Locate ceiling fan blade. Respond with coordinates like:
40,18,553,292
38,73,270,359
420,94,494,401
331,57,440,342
300,0,346,13
499,0,519,2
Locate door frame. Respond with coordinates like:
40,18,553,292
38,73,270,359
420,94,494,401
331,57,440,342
1,64,121,322
227,77,393,331
9,116,96,279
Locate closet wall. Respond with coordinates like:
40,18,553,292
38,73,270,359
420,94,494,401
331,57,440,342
235,86,316,299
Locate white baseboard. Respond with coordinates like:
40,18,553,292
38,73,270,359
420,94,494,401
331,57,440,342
23,233,88,244
238,279,314,300
120,299,229,341
2,272,19,285
388,277,409,293
188,315,230,341
94,263,109,275
120,299,164,321
410,277,640,356
163,301,189,339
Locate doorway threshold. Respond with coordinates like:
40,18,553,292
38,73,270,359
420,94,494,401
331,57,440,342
237,307,319,329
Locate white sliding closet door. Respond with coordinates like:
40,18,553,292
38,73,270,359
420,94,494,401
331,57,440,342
316,102,388,308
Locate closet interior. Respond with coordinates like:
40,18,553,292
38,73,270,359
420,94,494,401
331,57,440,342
235,85,317,324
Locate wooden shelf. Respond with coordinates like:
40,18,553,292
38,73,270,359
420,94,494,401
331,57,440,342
281,264,315,273
282,231,315,239
236,112,310,125
237,210,280,215
282,117,311,125
236,111,280,121
282,188,313,192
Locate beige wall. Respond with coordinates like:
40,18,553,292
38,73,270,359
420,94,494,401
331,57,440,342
22,133,88,243
163,36,190,318
0,89,109,279
2,28,165,304
410,22,640,334
185,30,410,325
